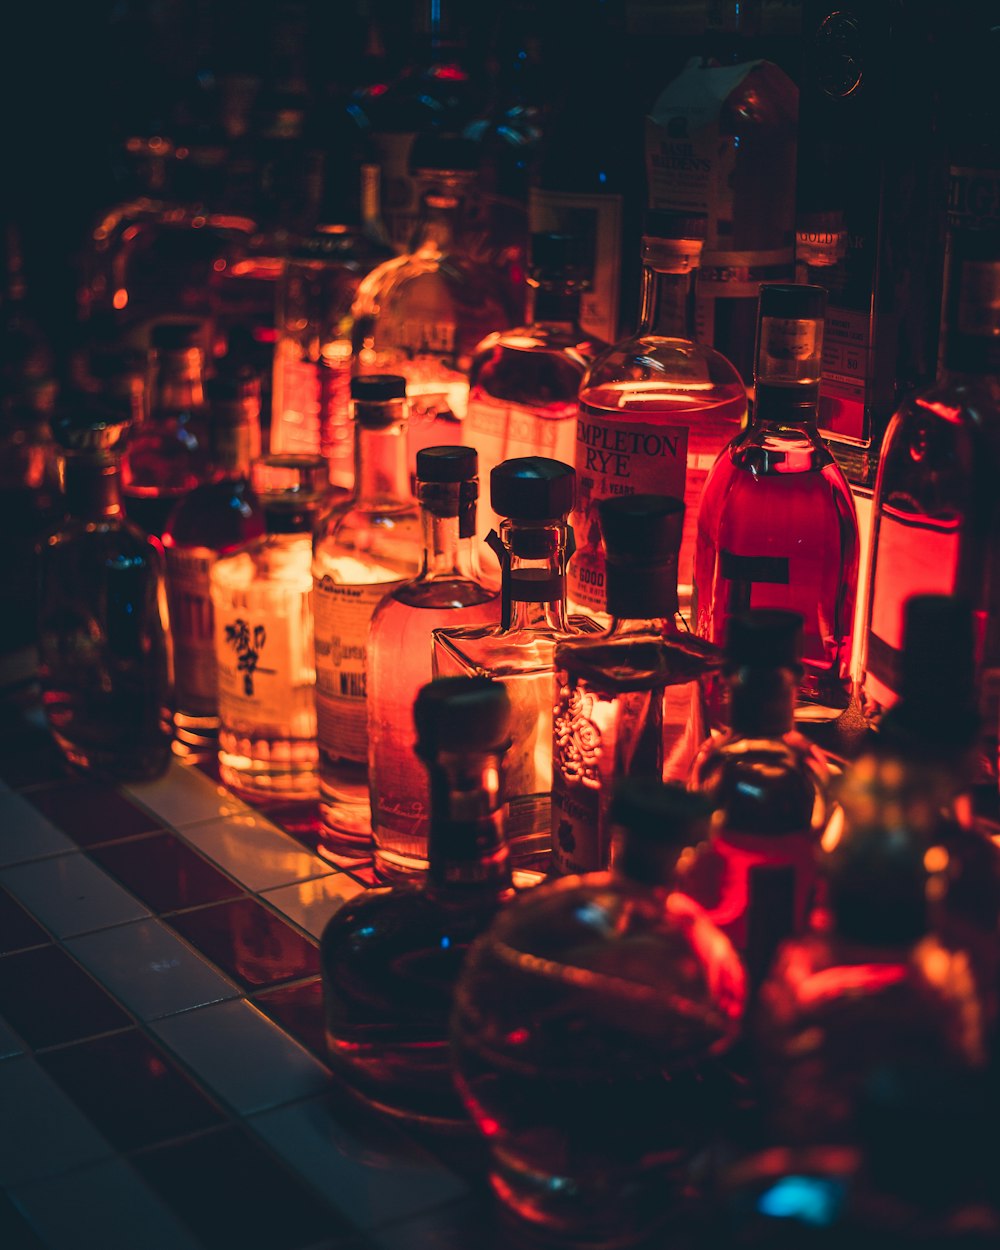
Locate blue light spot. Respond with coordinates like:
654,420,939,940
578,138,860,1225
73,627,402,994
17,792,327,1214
757,1177,844,1227
598,171,607,185
440,935,451,949
358,926,376,938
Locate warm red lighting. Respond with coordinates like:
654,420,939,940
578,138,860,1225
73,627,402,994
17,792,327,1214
915,396,963,424
793,962,908,1007
506,1027,529,1045
431,64,468,82
213,258,227,272
112,288,128,310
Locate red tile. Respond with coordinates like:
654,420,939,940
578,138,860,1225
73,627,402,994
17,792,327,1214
0,945,130,1049
168,898,319,990
90,832,242,913
25,782,163,846
0,888,49,954
254,979,326,1059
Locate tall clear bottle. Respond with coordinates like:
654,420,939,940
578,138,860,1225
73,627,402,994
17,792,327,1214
368,446,500,880
552,495,723,877
432,457,600,878
568,211,747,619
312,376,422,857
210,455,327,800
694,283,860,722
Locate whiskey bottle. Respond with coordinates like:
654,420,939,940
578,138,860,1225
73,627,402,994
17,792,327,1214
210,455,327,800
452,779,746,1245
38,399,172,781
568,211,747,619
322,676,515,1130
312,376,422,856
552,495,723,876
368,446,500,880
432,456,600,879
694,283,860,722
679,608,832,987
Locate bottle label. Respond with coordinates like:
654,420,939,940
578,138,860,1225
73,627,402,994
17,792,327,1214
165,546,217,712
569,413,688,611
697,248,796,301
271,346,321,456
216,611,297,728
551,681,608,875
760,316,818,365
314,577,397,764
817,307,871,444
957,260,1000,338
465,396,569,458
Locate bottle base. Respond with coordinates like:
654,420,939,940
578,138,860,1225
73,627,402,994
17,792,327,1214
373,845,429,882
218,734,319,801
172,710,220,761
51,730,172,784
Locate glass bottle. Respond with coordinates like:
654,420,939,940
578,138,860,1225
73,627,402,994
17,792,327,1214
693,283,860,723
37,399,172,781
452,779,747,1246
679,609,832,988
368,446,500,880
465,230,605,559
351,134,518,467
568,211,747,619
121,321,216,538
210,454,327,800
322,675,515,1129
312,375,422,856
162,367,265,758
432,456,601,879
552,495,723,876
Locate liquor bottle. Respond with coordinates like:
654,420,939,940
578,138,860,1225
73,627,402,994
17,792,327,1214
432,456,601,878
552,495,723,876
121,322,216,538
38,398,172,781
861,223,1000,765
351,134,518,467
312,376,422,856
694,283,860,722
679,609,832,987
368,446,500,880
465,231,605,559
452,780,747,1245
210,454,327,800
322,675,515,1129
645,0,799,384
162,366,265,758
568,211,747,619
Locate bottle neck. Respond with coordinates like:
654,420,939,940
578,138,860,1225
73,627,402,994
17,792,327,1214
414,185,467,251
424,748,513,896
487,517,571,632
605,558,680,622
61,456,124,521
264,504,319,535
353,417,412,505
704,0,763,63
729,666,797,738
529,281,584,329
752,311,823,427
417,480,480,580
211,402,260,479
637,264,695,339
150,350,205,416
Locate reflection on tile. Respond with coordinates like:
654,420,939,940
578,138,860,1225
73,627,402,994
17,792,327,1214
0,1188,47,1250
38,1029,224,1152
0,853,149,938
24,781,163,847
66,918,239,1021
0,1014,24,1060
262,873,366,940
123,760,245,830
254,978,326,1058
181,811,334,892
150,998,329,1115
0,791,76,867
0,886,50,953
133,1127,353,1250
90,832,242,913
0,945,130,1049
11,1157,203,1250
0,734,69,790
249,1094,468,1231
0,1055,115,1186
169,898,320,990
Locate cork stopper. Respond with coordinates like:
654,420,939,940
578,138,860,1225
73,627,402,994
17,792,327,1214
414,677,511,759
598,494,683,619
490,457,575,521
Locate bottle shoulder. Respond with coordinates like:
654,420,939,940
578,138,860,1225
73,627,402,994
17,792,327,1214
468,327,595,410
211,532,314,591
555,629,723,692
434,614,598,679
163,479,263,549
313,507,423,588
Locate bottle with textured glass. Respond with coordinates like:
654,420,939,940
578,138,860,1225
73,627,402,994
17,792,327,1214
312,375,422,856
552,495,723,877
162,367,265,758
465,231,605,563
568,211,747,619
322,676,515,1129
121,322,216,538
694,283,860,723
368,446,500,880
210,455,326,800
38,400,172,780
679,609,832,988
432,457,601,879
452,780,747,1246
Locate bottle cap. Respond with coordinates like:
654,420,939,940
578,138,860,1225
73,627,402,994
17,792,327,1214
598,495,683,619
758,283,827,321
725,609,804,670
416,445,478,483
490,457,575,520
611,780,713,884
150,322,203,351
52,395,131,457
642,210,707,243
414,677,511,758
529,232,591,282
350,374,406,402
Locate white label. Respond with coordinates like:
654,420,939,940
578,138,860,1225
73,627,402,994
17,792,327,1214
165,546,217,710
216,611,297,729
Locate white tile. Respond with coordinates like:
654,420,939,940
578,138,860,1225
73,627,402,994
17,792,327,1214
11,1156,203,1250
0,853,149,938
181,811,334,892
0,791,76,867
0,1014,24,1060
150,998,329,1115
261,873,366,939
66,918,240,1020
123,759,245,830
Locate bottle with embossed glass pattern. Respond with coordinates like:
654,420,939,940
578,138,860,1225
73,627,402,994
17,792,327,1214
552,495,723,877
694,283,860,723
322,676,515,1130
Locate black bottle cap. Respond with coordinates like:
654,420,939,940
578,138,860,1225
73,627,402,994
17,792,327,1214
490,457,575,520
52,394,131,456
350,374,407,402
725,609,804,670
416,445,478,483
611,780,713,885
414,677,511,758
150,322,202,351
529,232,590,280
598,495,683,619
758,283,827,321
410,133,479,175
642,210,707,242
